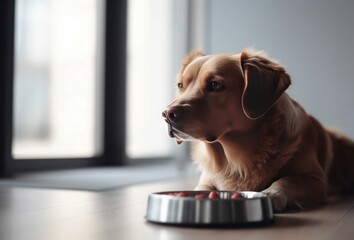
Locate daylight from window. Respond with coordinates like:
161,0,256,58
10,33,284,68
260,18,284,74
126,0,175,158
13,0,177,160
13,0,103,158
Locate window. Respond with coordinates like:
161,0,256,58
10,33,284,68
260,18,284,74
127,0,174,158
13,0,104,159
0,0,127,174
0,0,193,175
126,0,193,160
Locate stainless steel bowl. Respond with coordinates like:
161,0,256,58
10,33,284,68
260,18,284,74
145,191,274,226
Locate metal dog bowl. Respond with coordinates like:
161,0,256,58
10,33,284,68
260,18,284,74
145,191,274,227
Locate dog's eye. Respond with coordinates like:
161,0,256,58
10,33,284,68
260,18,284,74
206,81,223,92
177,83,183,91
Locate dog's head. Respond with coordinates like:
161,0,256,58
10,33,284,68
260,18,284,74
162,50,291,144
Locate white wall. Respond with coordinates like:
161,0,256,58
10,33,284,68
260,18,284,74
203,0,354,138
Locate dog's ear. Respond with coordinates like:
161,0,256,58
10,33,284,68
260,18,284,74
240,50,291,119
179,50,204,74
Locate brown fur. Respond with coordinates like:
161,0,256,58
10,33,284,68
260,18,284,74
162,50,354,212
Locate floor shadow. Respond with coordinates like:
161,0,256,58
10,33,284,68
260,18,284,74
146,215,319,230
273,215,320,228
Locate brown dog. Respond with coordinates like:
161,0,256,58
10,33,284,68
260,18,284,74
162,49,354,212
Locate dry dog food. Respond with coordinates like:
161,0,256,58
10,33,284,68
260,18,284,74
164,191,244,199
208,191,220,199
194,193,207,199
231,192,242,199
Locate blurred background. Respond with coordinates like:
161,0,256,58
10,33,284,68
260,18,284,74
6,0,354,188
13,0,181,160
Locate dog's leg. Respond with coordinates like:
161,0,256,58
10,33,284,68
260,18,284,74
327,130,354,193
262,175,326,212
195,185,215,191
195,172,216,191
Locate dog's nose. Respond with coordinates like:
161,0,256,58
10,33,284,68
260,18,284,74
162,106,182,123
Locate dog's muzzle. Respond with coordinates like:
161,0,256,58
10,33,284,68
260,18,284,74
162,106,217,143
162,106,189,144
162,107,182,138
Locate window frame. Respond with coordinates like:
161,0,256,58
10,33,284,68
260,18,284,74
0,0,15,176
0,0,127,176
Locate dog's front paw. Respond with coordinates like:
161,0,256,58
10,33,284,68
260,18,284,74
262,188,288,212
194,184,214,191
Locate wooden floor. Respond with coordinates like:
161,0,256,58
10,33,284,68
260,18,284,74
0,176,353,240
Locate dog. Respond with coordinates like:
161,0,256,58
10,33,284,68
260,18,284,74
162,49,354,212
